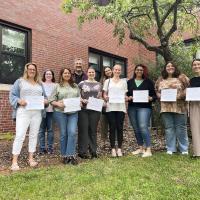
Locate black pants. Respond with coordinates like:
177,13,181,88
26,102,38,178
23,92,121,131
78,109,100,155
107,111,125,148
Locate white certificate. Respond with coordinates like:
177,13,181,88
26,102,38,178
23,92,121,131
86,97,104,112
161,89,177,102
186,87,200,101
133,90,149,103
25,96,44,110
108,87,125,103
63,97,81,113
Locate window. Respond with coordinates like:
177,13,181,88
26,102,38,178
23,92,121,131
89,48,127,81
0,20,31,84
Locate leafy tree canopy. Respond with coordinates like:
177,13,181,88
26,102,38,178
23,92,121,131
62,0,200,62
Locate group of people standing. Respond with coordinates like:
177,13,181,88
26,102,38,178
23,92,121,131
9,58,200,171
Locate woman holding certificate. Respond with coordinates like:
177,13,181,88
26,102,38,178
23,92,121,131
50,68,80,165
189,59,200,157
78,68,102,159
39,69,56,155
155,61,189,155
127,64,156,157
103,64,128,157
100,67,113,143
9,63,48,171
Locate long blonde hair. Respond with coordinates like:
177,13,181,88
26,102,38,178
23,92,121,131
22,63,41,83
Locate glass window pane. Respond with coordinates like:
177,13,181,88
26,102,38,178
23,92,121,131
89,53,100,69
103,56,111,68
0,54,25,84
89,53,101,81
2,28,25,55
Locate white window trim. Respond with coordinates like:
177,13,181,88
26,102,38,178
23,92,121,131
0,83,12,91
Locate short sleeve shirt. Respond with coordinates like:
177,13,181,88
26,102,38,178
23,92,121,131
103,78,128,113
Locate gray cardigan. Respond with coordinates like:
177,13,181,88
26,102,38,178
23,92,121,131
9,78,47,120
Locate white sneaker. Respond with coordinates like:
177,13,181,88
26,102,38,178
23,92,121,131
181,151,188,155
111,149,117,157
142,151,152,158
11,163,20,171
117,148,123,157
132,149,144,155
166,151,173,155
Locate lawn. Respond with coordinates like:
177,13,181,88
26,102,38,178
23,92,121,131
0,153,200,200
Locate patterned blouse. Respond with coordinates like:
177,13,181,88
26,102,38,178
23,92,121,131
155,74,190,114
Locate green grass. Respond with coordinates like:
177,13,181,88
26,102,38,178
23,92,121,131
0,132,14,140
1,153,200,200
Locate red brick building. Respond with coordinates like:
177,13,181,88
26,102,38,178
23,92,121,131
0,0,154,133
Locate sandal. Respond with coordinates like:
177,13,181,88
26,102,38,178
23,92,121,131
28,160,38,167
11,163,20,171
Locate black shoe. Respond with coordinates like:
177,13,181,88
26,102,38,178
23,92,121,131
78,153,89,159
91,152,98,159
68,157,78,165
47,148,53,154
39,149,47,155
62,157,68,164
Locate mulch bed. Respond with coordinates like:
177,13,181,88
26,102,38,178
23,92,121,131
0,127,165,175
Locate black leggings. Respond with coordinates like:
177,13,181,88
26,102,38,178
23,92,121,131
107,111,125,148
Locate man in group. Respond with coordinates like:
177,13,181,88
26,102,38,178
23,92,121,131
73,58,87,84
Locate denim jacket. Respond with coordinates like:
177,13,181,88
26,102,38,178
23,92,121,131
9,78,47,120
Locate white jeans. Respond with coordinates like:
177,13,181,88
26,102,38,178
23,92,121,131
12,107,42,155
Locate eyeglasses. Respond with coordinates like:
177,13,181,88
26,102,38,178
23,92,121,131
28,68,36,71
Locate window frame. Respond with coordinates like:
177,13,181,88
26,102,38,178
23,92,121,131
0,19,31,86
88,47,127,81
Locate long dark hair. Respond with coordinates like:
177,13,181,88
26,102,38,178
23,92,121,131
42,69,55,82
133,64,148,79
161,61,180,79
104,67,112,79
59,68,76,87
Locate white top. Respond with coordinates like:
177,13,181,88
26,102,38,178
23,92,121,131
20,79,43,98
42,82,56,112
103,78,128,113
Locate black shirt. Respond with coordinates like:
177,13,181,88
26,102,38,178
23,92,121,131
190,76,200,87
127,78,157,108
73,72,87,84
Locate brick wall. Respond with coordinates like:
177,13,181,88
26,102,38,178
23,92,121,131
0,91,15,132
0,0,155,133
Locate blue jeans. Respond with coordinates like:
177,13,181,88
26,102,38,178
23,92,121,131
39,112,54,150
161,112,188,152
128,106,151,147
54,111,78,157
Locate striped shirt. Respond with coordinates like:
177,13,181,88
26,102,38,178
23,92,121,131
20,79,43,98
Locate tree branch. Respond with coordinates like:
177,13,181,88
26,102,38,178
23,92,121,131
160,0,182,27
124,17,163,56
164,1,179,41
152,0,164,41
181,5,200,30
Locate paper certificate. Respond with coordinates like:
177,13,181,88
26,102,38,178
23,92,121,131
86,97,104,112
161,89,177,102
186,87,200,101
108,87,125,103
133,90,149,103
25,96,44,110
63,97,81,113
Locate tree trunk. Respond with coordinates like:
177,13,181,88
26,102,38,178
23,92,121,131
162,46,173,63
